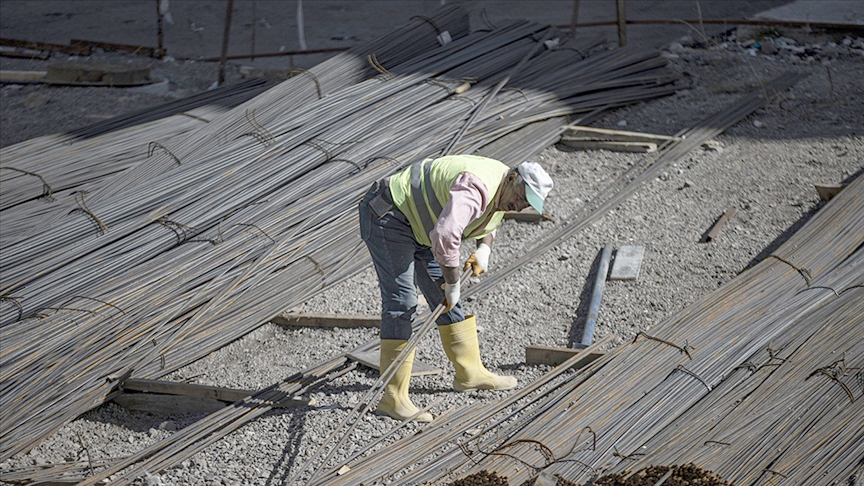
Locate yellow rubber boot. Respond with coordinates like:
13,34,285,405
376,340,433,422
438,316,517,392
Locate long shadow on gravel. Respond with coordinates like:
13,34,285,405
264,408,310,486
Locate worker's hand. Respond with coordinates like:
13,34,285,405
463,243,491,277
443,281,460,312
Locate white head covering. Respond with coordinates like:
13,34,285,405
517,162,553,212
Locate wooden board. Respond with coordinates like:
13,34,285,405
0,70,47,83
121,378,312,408
113,393,227,415
272,313,380,328
609,245,644,280
503,208,552,222
525,345,604,368
564,126,681,143
559,139,657,153
348,349,442,376
814,183,844,201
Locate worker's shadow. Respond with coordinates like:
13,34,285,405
567,249,609,348
262,380,371,486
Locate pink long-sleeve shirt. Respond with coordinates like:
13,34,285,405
429,172,499,268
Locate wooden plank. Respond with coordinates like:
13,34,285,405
814,183,844,201
609,244,644,280
0,45,49,59
271,313,380,328
121,378,313,407
558,139,657,153
703,206,736,242
525,345,604,368
503,208,552,222
113,393,226,415
564,126,681,143
0,70,47,83
347,349,442,376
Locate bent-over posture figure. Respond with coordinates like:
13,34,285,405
358,154,553,421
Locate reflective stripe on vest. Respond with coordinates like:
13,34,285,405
409,159,443,237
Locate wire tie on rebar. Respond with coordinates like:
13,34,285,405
448,96,477,107
304,139,334,161
245,109,275,144
423,78,452,93
765,254,812,286
839,283,864,295
328,158,363,173
704,440,731,446
559,426,596,457
767,347,788,363
612,446,645,461
75,430,96,477
1,166,54,200
60,295,126,316
453,441,481,466
288,68,323,99
367,54,393,80
409,15,441,34
476,439,553,470
633,331,693,359
156,217,195,244
71,191,109,235
806,357,858,402
675,364,712,391
306,255,325,277
235,223,275,243
501,87,529,102
147,142,182,166
0,296,24,321
763,469,788,479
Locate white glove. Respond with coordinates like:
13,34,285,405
443,281,461,312
464,243,491,276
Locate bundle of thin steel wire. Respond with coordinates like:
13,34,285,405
0,9,679,472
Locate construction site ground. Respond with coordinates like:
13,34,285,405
1,1,863,485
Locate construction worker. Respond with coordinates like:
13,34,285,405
358,154,553,422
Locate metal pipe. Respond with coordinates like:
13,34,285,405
582,244,611,347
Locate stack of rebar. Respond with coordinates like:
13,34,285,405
0,5,679,468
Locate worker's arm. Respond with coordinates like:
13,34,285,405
430,173,489,274
431,173,489,309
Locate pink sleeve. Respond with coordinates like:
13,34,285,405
430,173,490,267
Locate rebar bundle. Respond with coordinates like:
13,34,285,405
0,6,679,470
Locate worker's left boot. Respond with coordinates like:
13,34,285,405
376,340,433,422
438,316,517,392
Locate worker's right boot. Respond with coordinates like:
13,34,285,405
438,316,517,392
376,340,433,422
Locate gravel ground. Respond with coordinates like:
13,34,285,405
1,26,863,486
